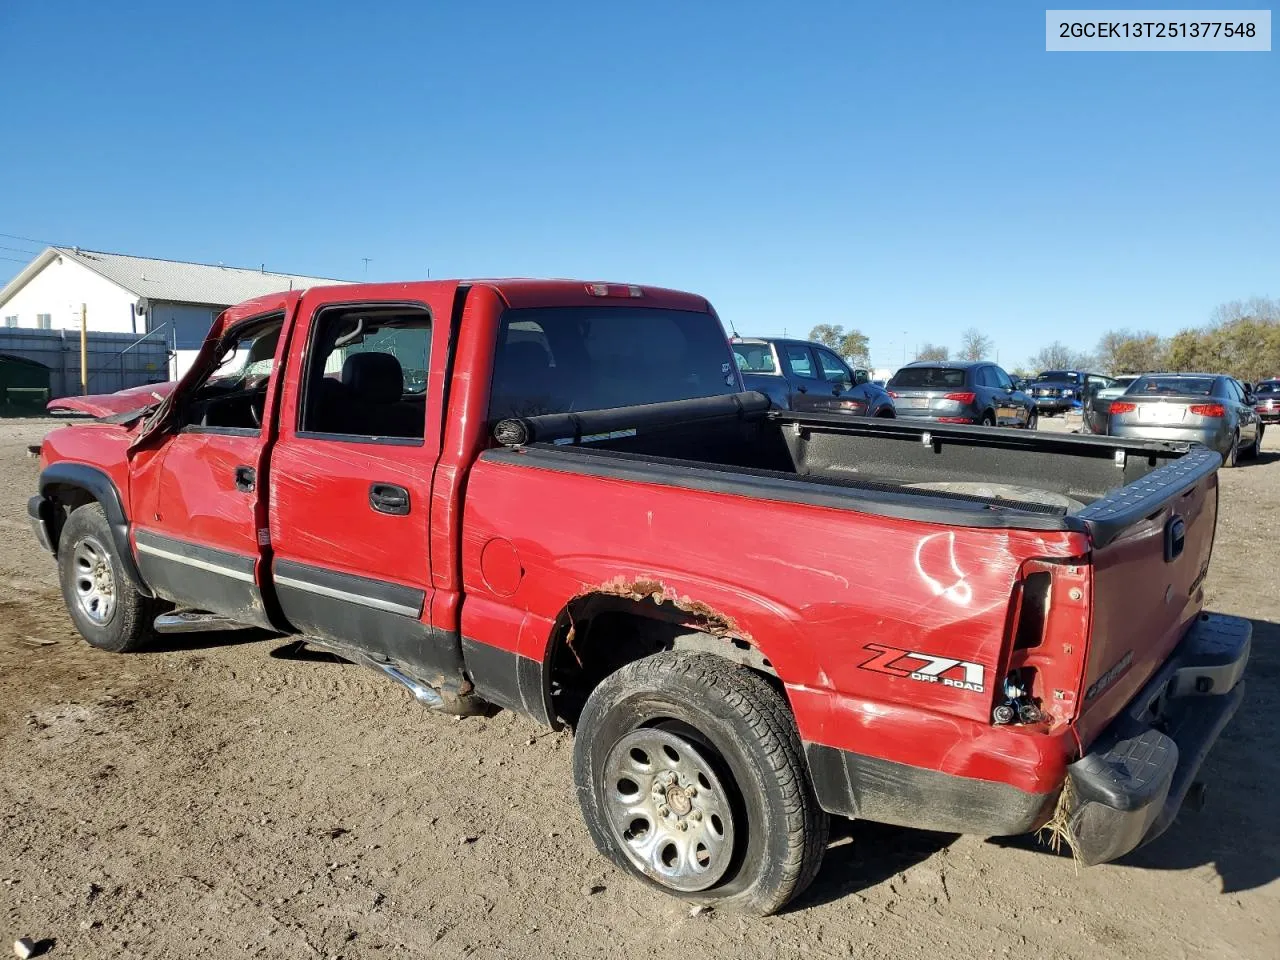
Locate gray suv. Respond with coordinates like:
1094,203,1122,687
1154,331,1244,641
886,361,1037,428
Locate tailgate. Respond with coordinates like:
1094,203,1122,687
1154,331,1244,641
1073,451,1220,745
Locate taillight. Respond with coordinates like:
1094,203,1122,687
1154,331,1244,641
996,559,1091,727
887,391,899,398
1109,401,1136,414
1189,403,1226,417
944,392,976,404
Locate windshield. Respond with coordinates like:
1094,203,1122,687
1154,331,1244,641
888,366,966,389
732,343,778,373
1129,376,1215,396
1036,371,1080,383
1257,381,1280,395
488,307,738,420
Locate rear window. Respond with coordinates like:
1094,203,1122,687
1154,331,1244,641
1257,381,1280,395
888,366,966,389
1130,376,1215,396
489,307,738,420
1036,371,1080,383
732,343,777,373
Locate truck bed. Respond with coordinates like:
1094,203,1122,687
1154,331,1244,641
489,392,1220,545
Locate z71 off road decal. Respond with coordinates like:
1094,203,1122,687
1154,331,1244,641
858,643,986,694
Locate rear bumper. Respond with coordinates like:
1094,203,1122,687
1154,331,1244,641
1108,421,1230,455
1064,612,1250,865
802,613,1248,857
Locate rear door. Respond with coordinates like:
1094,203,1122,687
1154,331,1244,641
779,343,825,412
267,285,465,680
1226,379,1259,445
129,301,295,627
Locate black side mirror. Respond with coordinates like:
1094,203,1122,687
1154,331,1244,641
852,369,870,386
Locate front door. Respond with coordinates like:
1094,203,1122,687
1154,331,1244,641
130,305,293,627
267,285,464,683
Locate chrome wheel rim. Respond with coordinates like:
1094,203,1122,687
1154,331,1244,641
72,536,116,625
601,728,737,892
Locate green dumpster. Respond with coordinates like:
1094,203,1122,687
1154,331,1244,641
0,354,52,415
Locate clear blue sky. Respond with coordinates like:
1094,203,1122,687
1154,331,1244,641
1,1,1275,368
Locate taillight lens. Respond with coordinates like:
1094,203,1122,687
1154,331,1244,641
1109,401,1136,414
944,392,977,404
1189,403,1226,417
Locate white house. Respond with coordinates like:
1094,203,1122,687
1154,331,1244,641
0,247,349,379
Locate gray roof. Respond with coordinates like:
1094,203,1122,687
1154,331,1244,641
0,246,351,308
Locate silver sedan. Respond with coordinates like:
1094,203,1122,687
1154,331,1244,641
1106,373,1264,466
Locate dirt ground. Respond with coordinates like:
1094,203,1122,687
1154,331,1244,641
1,415,1277,960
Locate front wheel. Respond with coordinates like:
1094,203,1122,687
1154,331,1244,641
1026,410,1039,431
57,504,159,652
573,653,828,915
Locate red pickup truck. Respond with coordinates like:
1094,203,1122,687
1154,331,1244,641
30,279,1248,914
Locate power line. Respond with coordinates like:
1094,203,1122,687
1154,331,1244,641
0,231,61,246
0,255,33,264
0,245,37,255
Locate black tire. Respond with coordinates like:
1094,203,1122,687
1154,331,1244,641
1026,410,1039,431
1243,425,1263,460
1225,430,1241,468
57,503,158,653
980,412,995,427
573,652,828,915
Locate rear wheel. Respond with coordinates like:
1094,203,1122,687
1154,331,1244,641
57,504,158,653
573,652,828,915
981,412,995,427
1225,430,1241,468
1026,410,1039,431
1243,425,1263,460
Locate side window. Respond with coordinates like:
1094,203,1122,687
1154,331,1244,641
973,367,991,387
1225,379,1243,402
993,367,1014,390
783,345,819,380
178,315,284,433
815,348,852,384
300,305,430,442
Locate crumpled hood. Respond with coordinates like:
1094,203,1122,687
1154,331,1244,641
47,381,175,418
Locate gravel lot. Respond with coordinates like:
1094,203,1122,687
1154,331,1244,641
2,415,1277,959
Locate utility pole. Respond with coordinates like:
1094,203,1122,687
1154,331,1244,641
80,303,88,395
361,258,372,275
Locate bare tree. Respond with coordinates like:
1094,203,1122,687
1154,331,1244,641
958,328,993,362
915,343,949,362
1027,342,1094,373
1095,329,1166,374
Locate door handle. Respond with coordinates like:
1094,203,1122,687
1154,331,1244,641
831,387,842,397
234,466,256,493
369,482,411,516
796,385,808,394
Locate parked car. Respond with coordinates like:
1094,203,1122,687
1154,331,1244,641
886,360,1036,427
29,280,1247,914
730,337,895,416
1028,370,1114,415
1082,374,1141,435
1254,379,1280,424
1107,373,1263,466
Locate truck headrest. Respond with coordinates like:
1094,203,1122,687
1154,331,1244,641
342,352,403,405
